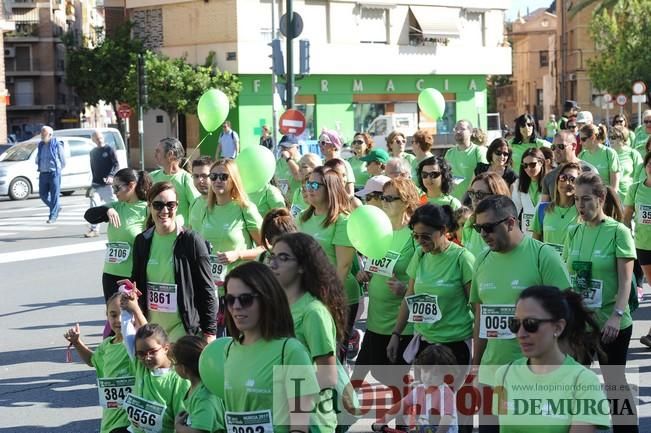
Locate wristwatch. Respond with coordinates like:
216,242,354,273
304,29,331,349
614,308,625,317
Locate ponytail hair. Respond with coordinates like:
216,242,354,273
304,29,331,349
114,168,153,201
575,172,623,221
171,335,206,378
409,203,459,234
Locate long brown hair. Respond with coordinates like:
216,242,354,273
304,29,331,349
207,159,250,209
548,162,581,212
470,172,512,197
145,181,176,229
224,262,295,341
300,166,351,227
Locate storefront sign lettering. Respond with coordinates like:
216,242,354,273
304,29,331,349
469,79,477,90
386,80,395,92
321,80,329,92
253,80,261,93
353,80,364,92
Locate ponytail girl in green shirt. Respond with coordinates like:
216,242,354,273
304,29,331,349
578,123,620,190
610,125,643,202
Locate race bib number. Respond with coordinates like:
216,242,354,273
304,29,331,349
278,179,290,196
105,242,131,264
97,376,134,409
523,213,534,231
225,410,273,433
571,276,603,309
364,251,400,277
406,294,442,324
209,255,228,287
547,243,564,256
479,305,515,339
290,204,303,219
639,204,651,225
123,394,166,433
147,282,177,313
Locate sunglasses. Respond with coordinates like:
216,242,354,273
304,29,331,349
209,172,230,182
305,181,324,191
319,140,332,146
151,201,178,212
352,140,364,145
566,124,577,129
365,191,383,200
508,317,556,334
393,139,406,144
225,293,259,308
550,143,566,151
468,190,492,201
644,120,651,125
135,346,163,359
614,120,624,124
522,161,540,169
558,173,577,184
112,184,127,194
521,123,534,127
494,150,510,157
265,252,296,264
472,216,510,234
579,135,591,142
381,195,402,203
421,171,442,179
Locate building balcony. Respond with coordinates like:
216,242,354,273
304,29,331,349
7,91,55,110
5,57,42,75
5,20,38,38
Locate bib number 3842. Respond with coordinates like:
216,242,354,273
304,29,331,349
147,282,177,313
209,255,228,287
479,304,515,339
123,394,166,433
97,376,134,408
364,251,400,277
226,410,273,433
406,294,442,324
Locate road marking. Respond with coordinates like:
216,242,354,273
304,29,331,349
0,241,105,263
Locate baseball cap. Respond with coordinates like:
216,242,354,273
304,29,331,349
356,175,391,199
563,100,580,112
360,148,390,164
279,135,298,147
575,111,593,125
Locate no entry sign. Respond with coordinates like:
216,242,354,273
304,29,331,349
279,109,306,135
117,103,133,119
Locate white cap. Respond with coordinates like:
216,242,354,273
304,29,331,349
356,175,391,199
576,111,593,125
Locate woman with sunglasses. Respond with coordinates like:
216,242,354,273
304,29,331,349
474,138,517,188
532,163,581,255
85,168,152,302
578,124,620,190
509,114,550,173
298,166,361,359
417,156,461,210
222,261,318,433
387,130,416,166
267,232,346,433
610,125,643,201
290,153,322,218
319,129,356,196
496,285,609,433
563,172,638,433
461,172,512,258
349,132,373,190
512,148,547,237
128,181,217,343
612,113,635,147
196,159,263,292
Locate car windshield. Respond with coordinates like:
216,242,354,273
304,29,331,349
0,142,36,161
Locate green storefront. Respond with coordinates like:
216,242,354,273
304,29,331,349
200,74,487,155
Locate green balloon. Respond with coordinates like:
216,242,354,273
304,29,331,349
198,88,230,132
235,146,277,194
418,88,446,119
347,205,393,259
199,337,232,399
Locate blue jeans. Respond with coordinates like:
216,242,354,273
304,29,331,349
39,171,61,220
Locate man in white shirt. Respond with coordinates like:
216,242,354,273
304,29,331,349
215,121,239,159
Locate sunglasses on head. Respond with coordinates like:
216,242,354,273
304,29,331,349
305,181,324,191
522,161,540,169
209,172,229,182
468,190,492,201
551,143,566,151
225,293,259,308
494,150,510,157
381,195,401,203
472,216,510,234
508,317,556,333
558,173,576,184
151,201,178,212
421,171,442,179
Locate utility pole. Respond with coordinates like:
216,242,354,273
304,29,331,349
286,0,294,109
270,0,279,148
137,53,147,171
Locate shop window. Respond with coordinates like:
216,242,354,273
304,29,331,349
354,103,385,133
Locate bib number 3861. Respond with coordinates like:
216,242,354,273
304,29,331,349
479,304,515,339
97,376,134,408
123,394,166,433
226,410,273,433
147,282,177,313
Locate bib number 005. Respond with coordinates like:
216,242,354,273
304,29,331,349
479,304,515,339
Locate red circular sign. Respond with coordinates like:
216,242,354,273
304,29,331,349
278,109,306,135
117,103,133,119
616,94,628,107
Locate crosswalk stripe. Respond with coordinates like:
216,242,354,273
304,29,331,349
0,241,106,264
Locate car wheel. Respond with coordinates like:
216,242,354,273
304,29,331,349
61,190,74,196
8,177,31,200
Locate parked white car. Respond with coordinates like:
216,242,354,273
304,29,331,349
52,127,128,169
0,137,95,200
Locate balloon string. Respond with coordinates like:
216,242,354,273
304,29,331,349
183,133,212,168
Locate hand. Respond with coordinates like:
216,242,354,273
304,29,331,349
280,150,290,160
120,291,139,312
175,411,189,427
104,176,114,185
64,323,81,345
356,270,371,283
386,334,399,363
387,277,406,297
601,315,621,344
107,208,121,228
217,250,240,264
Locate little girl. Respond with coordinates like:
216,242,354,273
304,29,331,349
172,335,226,433
120,290,190,433
64,293,133,433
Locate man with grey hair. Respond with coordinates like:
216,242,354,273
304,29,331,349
540,130,595,201
35,125,66,223
85,129,120,237
385,157,412,180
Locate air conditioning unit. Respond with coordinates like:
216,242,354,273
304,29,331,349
568,73,577,81
4,47,15,58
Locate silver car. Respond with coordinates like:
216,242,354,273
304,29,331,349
0,137,95,200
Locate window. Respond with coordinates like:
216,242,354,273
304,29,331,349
68,139,93,157
294,103,316,139
539,50,549,67
15,46,31,71
14,79,33,105
354,103,385,133
359,7,388,44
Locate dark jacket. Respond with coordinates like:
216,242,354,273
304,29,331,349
132,226,217,336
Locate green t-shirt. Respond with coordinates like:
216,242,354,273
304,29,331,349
290,188,308,219
461,218,488,259
469,236,571,385
348,157,370,189
406,242,475,343
615,146,643,201
249,184,286,218
147,231,186,343
563,218,636,329
223,338,320,433
129,360,190,433
184,384,226,433
297,212,361,304
91,337,134,433
187,195,207,231
150,169,200,227
495,356,610,432
104,201,148,278
275,155,301,199
577,145,620,187
445,144,488,200
400,152,416,166
366,226,416,335
426,194,462,210
633,125,648,152
509,138,550,173
624,180,651,250
531,203,579,256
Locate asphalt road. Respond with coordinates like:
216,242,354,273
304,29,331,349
0,194,649,432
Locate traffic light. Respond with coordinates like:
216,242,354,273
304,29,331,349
137,54,148,106
269,39,285,76
299,39,310,75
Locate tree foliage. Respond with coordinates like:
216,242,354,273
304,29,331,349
588,0,651,95
569,0,618,18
